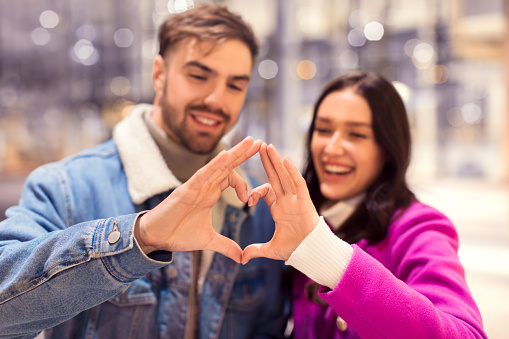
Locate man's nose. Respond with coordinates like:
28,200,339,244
204,84,227,112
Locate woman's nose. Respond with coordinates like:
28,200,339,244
324,132,345,155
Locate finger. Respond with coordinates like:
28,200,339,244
188,150,229,190
283,156,308,196
248,183,276,207
267,144,296,195
206,233,243,263
208,137,260,185
228,169,248,203
242,242,275,264
230,138,262,169
259,143,284,197
205,137,254,184
283,156,321,227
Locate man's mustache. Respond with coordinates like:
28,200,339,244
186,105,230,122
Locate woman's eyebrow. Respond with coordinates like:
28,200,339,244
315,117,372,127
346,121,372,127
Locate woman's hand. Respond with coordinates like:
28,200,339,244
242,143,320,264
135,136,262,263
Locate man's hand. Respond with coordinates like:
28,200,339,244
242,143,320,264
134,136,262,263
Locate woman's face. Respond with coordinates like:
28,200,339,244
311,88,386,201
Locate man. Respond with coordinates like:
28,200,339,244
0,4,289,338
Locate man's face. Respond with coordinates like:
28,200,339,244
153,39,253,154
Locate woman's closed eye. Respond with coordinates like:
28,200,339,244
314,126,332,135
349,131,367,139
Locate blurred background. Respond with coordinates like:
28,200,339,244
0,0,508,337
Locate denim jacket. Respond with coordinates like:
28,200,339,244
0,105,289,339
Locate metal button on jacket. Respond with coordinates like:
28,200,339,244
108,221,121,245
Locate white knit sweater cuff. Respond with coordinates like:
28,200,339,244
285,216,353,290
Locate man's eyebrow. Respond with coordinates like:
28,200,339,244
184,60,214,74
184,60,250,82
231,74,250,82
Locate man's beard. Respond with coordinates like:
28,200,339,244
160,93,231,155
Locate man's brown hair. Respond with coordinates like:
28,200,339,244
158,3,259,61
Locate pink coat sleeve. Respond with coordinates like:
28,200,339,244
318,204,486,338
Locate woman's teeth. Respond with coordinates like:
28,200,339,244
324,164,353,175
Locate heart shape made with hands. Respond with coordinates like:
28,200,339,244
136,137,319,265
240,142,320,265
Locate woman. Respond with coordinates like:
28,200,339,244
242,71,486,338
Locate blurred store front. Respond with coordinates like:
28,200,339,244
1,1,508,337
0,0,507,181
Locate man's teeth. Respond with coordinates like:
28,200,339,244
195,116,219,126
324,164,353,174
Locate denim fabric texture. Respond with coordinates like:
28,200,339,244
0,106,289,339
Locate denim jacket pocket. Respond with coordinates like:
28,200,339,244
44,278,158,339
107,278,157,306
87,278,158,338
227,263,268,312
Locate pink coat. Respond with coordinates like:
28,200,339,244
292,202,487,338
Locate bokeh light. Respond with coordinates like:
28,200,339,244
72,39,99,66
74,39,94,60
446,107,464,127
296,60,317,80
461,103,483,124
404,39,421,57
348,28,366,47
348,9,369,28
76,24,97,41
364,21,384,41
429,65,449,84
296,6,321,34
39,10,59,29
113,29,134,48
32,28,51,46
413,42,434,63
142,39,158,59
110,77,131,97
168,0,194,14
258,59,278,80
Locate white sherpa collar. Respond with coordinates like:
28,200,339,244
112,104,251,208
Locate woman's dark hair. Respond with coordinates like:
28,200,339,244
303,70,415,245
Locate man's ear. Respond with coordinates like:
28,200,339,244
152,54,166,93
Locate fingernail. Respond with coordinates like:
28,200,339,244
248,197,253,206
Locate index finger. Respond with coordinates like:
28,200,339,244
230,138,262,169
207,136,261,184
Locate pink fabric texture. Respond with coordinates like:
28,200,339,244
292,202,486,338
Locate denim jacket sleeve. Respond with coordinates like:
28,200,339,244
0,165,170,338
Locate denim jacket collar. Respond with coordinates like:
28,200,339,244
112,104,251,208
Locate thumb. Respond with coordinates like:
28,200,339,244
242,243,268,265
206,233,243,263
